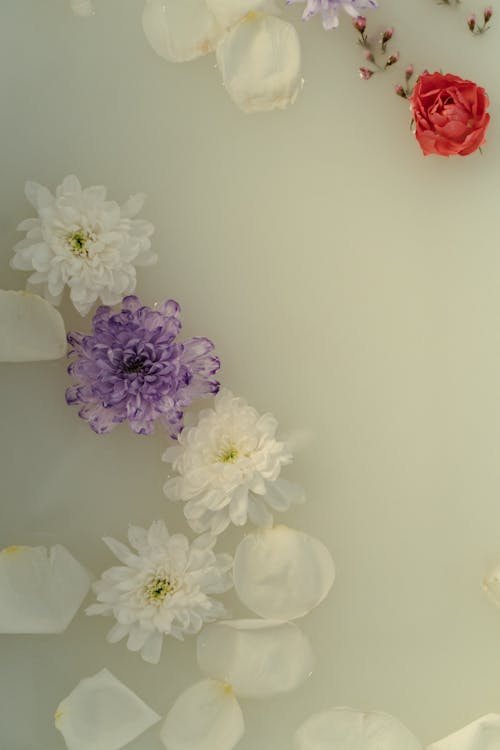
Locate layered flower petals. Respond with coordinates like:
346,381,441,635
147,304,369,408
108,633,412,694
86,521,232,663
216,13,302,113
196,619,314,698
234,526,335,620
0,544,90,634
293,708,422,750
142,0,223,63
160,679,245,750
0,290,66,362
55,669,160,750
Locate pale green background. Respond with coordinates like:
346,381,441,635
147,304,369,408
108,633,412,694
2,0,500,748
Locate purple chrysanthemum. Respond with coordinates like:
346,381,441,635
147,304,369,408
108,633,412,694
66,295,220,437
287,0,378,30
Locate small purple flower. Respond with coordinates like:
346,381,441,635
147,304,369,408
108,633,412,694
66,295,220,437
287,0,378,30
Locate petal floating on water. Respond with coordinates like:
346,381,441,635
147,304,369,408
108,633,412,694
160,679,244,750
234,525,334,620
142,0,223,63
428,714,500,750
197,619,314,699
0,290,66,362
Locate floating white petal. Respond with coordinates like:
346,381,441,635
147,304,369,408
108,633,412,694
70,0,95,16
482,562,500,608
234,525,335,620
207,0,279,28
293,708,423,750
0,544,90,634
160,679,244,750
0,290,66,362
197,619,314,698
428,715,500,750
55,668,160,750
142,0,223,63
216,13,302,113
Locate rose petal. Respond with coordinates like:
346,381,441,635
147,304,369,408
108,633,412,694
234,526,335,620
55,668,160,750
0,544,90,634
293,708,422,750
207,0,279,28
160,679,245,750
70,0,95,17
0,290,66,362
142,0,223,63
216,14,301,113
196,619,314,698
428,715,500,750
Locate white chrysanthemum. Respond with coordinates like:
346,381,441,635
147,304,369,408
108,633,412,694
86,520,233,664
11,175,156,316
163,389,305,535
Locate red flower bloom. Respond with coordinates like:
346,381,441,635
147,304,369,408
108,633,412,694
410,72,490,156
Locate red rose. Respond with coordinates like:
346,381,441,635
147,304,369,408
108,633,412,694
410,72,490,156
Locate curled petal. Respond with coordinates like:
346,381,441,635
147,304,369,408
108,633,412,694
0,544,90,634
197,619,314,698
55,668,160,750
216,14,302,113
0,290,66,362
428,715,500,750
293,708,422,750
142,0,223,63
234,526,334,620
160,679,245,750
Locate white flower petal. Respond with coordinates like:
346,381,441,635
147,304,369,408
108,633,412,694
0,545,90,634
196,619,314,698
160,679,244,750
234,526,335,620
55,668,160,750
293,708,422,750
0,290,66,362
216,14,301,113
206,0,279,28
483,562,500,608
70,0,95,18
142,0,223,63
428,715,500,750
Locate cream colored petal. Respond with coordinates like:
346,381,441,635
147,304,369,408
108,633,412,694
293,708,422,750
216,14,301,113
482,562,500,608
70,0,95,17
428,715,500,750
197,619,314,698
160,679,244,750
0,290,66,362
0,544,90,634
206,0,279,28
142,0,223,63
234,526,334,620
55,668,160,750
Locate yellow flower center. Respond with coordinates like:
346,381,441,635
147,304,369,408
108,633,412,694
217,446,239,464
66,229,94,258
144,576,176,604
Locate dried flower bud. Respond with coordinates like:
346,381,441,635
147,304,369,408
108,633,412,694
467,14,476,30
394,84,407,98
364,49,375,62
353,15,367,32
484,5,493,22
385,51,400,68
405,64,414,81
359,67,374,80
382,27,394,44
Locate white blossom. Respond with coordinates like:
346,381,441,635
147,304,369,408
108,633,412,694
11,175,156,316
163,389,305,536
86,520,232,664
